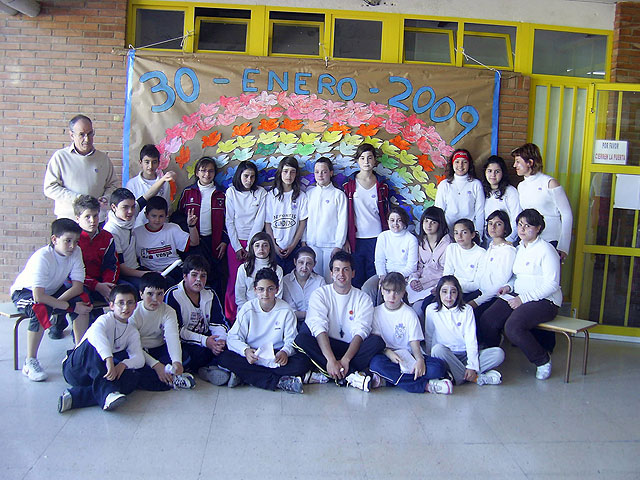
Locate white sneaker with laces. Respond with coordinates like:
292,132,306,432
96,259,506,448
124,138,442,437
477,370,502,386
345,371,371,392
303,371,330,384
172,372,196,389
23,357,47,382
103,392,126,411
427,378,453,394
536,360,552,380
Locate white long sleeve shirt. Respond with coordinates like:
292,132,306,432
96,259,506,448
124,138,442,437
265,189,308,249
517,172,573,254
305,285,374,343
510,237,562,307
435,174,485,237
225,186,267,252
484,185,521,243
125,173,171,229
129,301,182,367
282,271,326,313
235,258,284,309
374,229,419,277
305,183,348,248
442,243,486,293
228,298,298,357
474,242,517,306
81,311,145,370
425,303,479,372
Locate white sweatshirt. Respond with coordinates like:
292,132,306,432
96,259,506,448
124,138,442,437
442,243,486,293
305,183,348,248
425,303,479,372
225,186,267,252
474,242,517,306
129,301,182,367
484,185,521,243
235,258,284,309
509,237,562,307
435,174,485,237
374,229,419,278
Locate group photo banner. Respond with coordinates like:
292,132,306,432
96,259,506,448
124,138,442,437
125,51,499,222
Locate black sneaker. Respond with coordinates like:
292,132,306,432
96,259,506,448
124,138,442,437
277,376,303,394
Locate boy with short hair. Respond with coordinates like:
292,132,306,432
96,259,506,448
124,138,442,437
58,284,144,413
11,218,92,381
165,255,230,385
218,268,309,394
125,144,176,228
282,247,326,322
134,196,199,286
129,272,195,391
369,272,453,394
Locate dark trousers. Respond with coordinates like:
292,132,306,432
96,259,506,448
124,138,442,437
369,353,447,393
293,323,385,377
276,241,301,276
352,237,377,289
193,235,227,301
62,341,139,409
476,298,558,366
217,349,310,390
181,342,219,373
132,344,173,392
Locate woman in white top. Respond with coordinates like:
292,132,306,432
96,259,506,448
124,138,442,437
361,206,418,306
476,209,562,380
224,161,267,321
512,143,573,261
435,149,485,238
481,156,521,245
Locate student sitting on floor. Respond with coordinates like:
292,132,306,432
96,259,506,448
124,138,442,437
282,247,326,324
129,272,195,391
369,273,453,394
165,255,230,386
58,284,144,413
11,218,92,382
218,268,310,394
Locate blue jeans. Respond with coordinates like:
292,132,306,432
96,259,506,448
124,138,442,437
369,353,447,393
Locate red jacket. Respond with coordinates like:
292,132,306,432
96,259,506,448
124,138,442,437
78,229,119,290
176,182,229,250
342,176,389,251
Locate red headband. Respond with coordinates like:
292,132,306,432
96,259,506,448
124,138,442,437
452,151,470,162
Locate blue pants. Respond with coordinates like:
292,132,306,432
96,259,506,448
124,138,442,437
352,237,377,289
62,341,138,409
369,353,447,393
276,241,301,276
131,344,174,392
181,342,220,373
293,323,385,377
217,349,310,390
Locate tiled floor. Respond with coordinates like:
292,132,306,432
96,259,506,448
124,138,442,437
1,326,639,480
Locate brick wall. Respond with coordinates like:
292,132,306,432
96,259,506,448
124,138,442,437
0,1,128,299
612,1,640,84
497,73,531,171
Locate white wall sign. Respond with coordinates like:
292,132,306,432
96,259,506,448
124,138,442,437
593,140,628,165
613,174,640,210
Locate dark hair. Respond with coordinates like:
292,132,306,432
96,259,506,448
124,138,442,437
273,156,301,201
294,246,316,262
139,272,166,293
387,205,410,228
51,218,82,238
69,114,91,131
232,160,258,192
354,143,380,161
140,144,160,162
453,218,480,245
195,156,217,182
181,254,210,275
109,284,138,303
516,208,546,235
110,188,135,206
245,232,278,276
482,155,511,199
380,272,406,293
445,149,476,183
145,196,168,214
486,210,512,239
434,275,464,312
329,250,354,271
73,195,100,217
315,157,334,172
418,206,448,246
253,267,280,289
511,143,543,175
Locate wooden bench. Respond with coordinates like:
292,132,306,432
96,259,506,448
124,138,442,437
537,315,597,383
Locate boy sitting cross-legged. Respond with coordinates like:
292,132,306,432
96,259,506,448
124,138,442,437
58,284,144,412
165,255,230,385
129,272,195,391
11,218,92,381
218,268,310,394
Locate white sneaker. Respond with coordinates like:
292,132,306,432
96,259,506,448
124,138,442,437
427,378,453,394
103,392,126,411
23,358,47,382
477,370,502,386
58,389,73,413
172,372,196,389
303,371,330,384
536,360,552,380
345,371,371,392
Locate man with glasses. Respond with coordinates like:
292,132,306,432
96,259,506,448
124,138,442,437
44,114,118,221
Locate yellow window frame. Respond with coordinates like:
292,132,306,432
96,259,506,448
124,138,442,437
268,19,324,59
402,27,455,66
194,16,250,54
462,31,514,71
128,4,194,52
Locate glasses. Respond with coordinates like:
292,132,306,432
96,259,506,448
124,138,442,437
198,168,216,175
73,130,95,138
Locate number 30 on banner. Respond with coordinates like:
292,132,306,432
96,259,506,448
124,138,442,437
140,67,200,113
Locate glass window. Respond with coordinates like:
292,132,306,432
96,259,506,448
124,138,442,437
404,19,456,64
463,23,515,69
135,9,185,50
533,30,607,79
271,23,320,56
197,20,247,52
334,18,382,60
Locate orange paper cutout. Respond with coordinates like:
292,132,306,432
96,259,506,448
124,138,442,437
417,155,435,172
280,118,303,132
201,131,221,148
390,135,411,151
328,122,351,135
232,122,252,137
435,174,447,185
258,118,279,131
175,146,190,169
356,124,379,136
